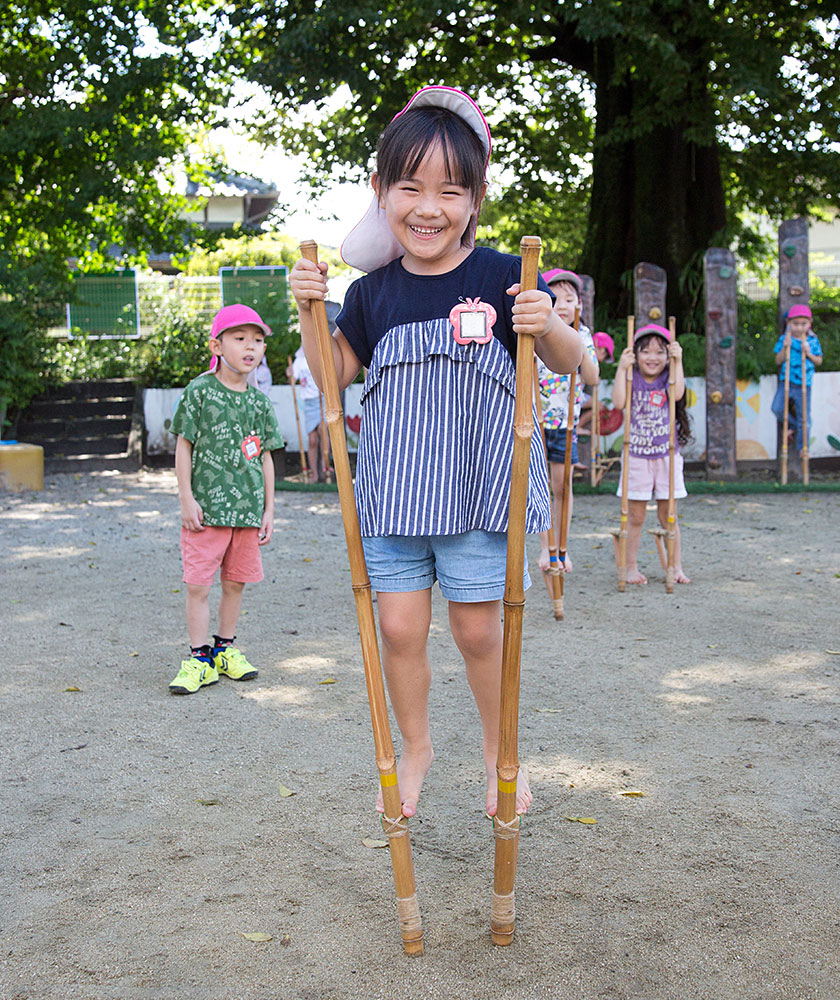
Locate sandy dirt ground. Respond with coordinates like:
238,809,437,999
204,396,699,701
1,468,838,1000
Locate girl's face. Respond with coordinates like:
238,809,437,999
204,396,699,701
635,336,669,380
374,141,485,276
789,317,810,338
548,281,580,325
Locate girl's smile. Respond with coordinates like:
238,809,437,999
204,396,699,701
637,340,669,380
375,142,485,275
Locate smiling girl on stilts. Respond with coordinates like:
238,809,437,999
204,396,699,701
290,87,582,819
612,323,692,585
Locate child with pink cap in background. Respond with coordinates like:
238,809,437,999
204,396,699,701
290,85,582,820
771,304,823,466
612,322,691,585
535,267,599,577
168,304,284,694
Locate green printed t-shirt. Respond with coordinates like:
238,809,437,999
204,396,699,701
171,375,285,527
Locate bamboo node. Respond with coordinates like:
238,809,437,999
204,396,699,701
492,815,521,841
491,890,516,923
381,814,410,839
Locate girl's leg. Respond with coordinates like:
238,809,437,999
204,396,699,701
626,499,648,584
550,461,573,571
788,385,803,452
538,529,553,598
307,428,320,481
449,600,532,816
656,500,690,583
217,579,245,638
185,583,212,648
375,589,434,818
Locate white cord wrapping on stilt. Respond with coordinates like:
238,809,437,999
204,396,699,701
492,814,521,840
491,890,516,924
396,893,423,937
381,814,409,838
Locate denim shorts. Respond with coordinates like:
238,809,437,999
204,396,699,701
544,427,578,465
362,530,531,603
303,396,323,435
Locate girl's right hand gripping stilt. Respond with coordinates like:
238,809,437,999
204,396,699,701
290,258,328,310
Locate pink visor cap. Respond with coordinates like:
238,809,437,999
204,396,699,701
787,304,812,320
593,331,615,361
207,304,272,373
542,268,582,296
340,86,492,273
634,323,672,344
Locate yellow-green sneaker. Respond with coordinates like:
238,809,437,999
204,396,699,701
169,656,219,695
213,646,258,681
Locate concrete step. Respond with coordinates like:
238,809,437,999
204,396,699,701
18,379,143,472
44,454,140,474
23,397,134,420
28,378,136,403
16,414,133,441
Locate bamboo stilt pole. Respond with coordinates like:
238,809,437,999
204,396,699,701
533,360,563,620
555,305,579,618
590,381,600,487
801,338,809,485
617,316,634,592
319,392,332,483
492,235,541,946
665,316,677,594
287,355,310,481
299,241,423,956
781,341,790,485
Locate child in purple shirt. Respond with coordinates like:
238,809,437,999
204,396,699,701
612,324,692,585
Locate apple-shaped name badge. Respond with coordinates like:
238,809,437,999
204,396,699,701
449,297,497,345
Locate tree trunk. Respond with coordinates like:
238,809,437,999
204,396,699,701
579,43,727,324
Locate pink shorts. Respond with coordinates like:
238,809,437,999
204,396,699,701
616,453,687,501
180,526,263,586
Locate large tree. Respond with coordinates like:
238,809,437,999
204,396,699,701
230,0,840,322
0,0,224,416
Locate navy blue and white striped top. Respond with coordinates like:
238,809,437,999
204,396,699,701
337,247,552,538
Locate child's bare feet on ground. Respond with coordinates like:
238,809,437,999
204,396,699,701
674,568,691,583
375,746,434,818
485,764,533,817
626,568,648,584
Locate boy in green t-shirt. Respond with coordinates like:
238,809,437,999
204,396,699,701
168,305,285,694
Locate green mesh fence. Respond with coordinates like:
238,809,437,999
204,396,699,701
67,270,140,338
219,265,289,333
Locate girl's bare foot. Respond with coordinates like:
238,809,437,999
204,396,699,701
626,568,648,585
375,746,434,818
674,568,691,584
485,764,532,817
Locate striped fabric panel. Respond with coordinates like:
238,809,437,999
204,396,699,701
355,321,550,537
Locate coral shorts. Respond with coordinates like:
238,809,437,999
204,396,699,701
181,526,263,586
616,453,687,501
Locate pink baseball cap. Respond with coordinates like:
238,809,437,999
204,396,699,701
207,304,271,374
340,86,492,273
211,304,271,340
787,304,812,320
593,331,615,361
542,268,581,296
634,323,672,344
